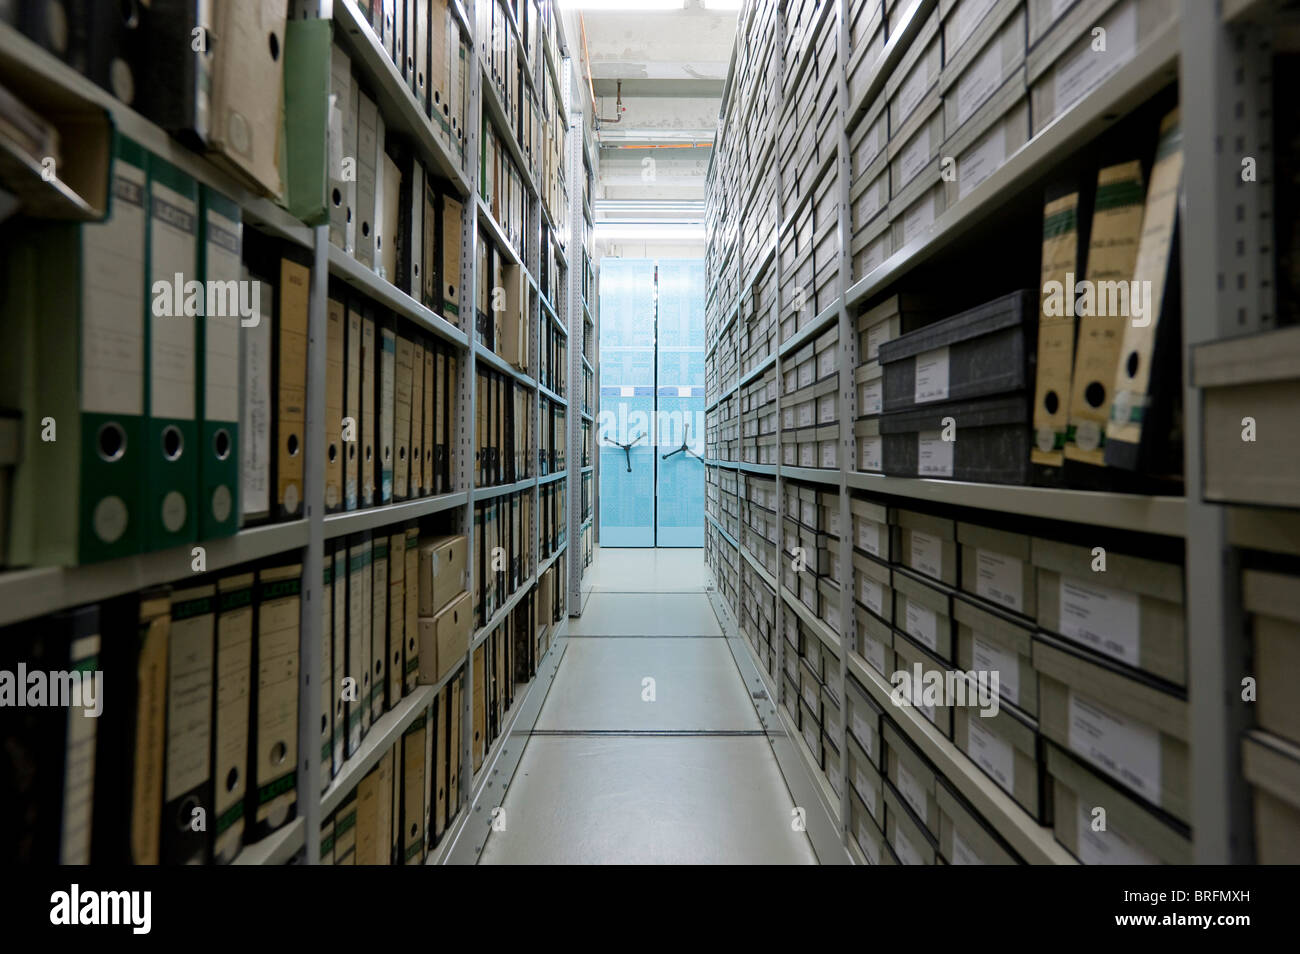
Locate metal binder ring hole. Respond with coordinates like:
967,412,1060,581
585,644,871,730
321,713,327,732
287,434,299,457
214,428,231,460
349,444,357,461
179,796,199,829
374,660,382,676
393,649,400,665
366,446,373,463
399,447,406,461
384,445,391,462
162,425,183,461
271,742,287,765
362,221,371,238
97,422,126,462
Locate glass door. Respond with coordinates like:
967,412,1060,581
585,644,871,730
654,259,705,547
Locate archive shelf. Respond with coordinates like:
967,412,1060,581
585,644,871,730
476,196,523,265
232,819,306,867
538,381,566,406
327,244,469,348
334,0,473,196
473,340,537,387
472,573,539,651
539,469,568,486
473,476,538,501
322,492,470,540
479,60,541,200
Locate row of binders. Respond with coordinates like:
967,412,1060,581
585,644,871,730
539,313,567,396
329,41,466,321
474,367,533,488
475,238,532,369
481,115,530,260
325,286,461,513
538,399,567,477
1,136,308,568
473,491,534,627
539,480,566,559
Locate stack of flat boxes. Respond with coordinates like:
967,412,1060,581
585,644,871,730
723,393,740,461
705,405,720,460
705,465,720,522
847,491,1194,864
780,327,840,469
718,468,740,541
756,368,779,466
740,377,763,464
853,294,934,474
778,198,816,343
742,473,779,578
740,556,779,678
781,484,842,633
741,264,777,376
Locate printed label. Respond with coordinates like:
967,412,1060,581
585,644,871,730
866,324,889,360
903,194,936,244
904,598,939,652
975,549,1024,613
956,36,1002,127
857,519,881,556
863,633,887,675
858,574,884,617
897,761,929,825
1068,691,1162,807
1059,576,1140,666
967,717,1015,794
900,126,932,186
860,379,884,415
950,827,986,865
915,347,950,403
971,635,1020,707
1053,1,1138,114
918,431,954,477
959,125,1007,200
1075,801,1162,865
910,530,944,579
859,435,883,472
894,827,925,865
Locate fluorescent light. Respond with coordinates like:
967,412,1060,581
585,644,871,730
594,223,706,240
567,0,685,9
703,0,745,9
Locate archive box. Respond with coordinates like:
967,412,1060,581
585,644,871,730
886,7,942,136
854,549,894,621
880,393,1033,484
1034,634,1190,823
892,628,955,738
1045,741,1192,865
893,566,955,661
849,730,885,824
936,777,1020,864
817,488,842,536
885,780,939,864
826,731,844,797
856,414,884,473
851,495,893,561
878,289,1036,412
1243,568,1300,745
848,0,889,112
890,177,947,251
954,594,1038,718
942,73,1029,208
889,90,945,201
850,788,895,864
1031,536,1186,687
850,114,890,238
823,682,844,739
953,695,1043,821
885,718,941,826
939,0,1026,136
1241,730,1300,865
782,671,800,723
855,601,896,677
851,205,893,281
846,672,884,764
801,699,824,767
819,576,843,634
957,521,1037,618
815,326,839,381
855,358,885,419
892,508,958,585
799,567,820,613
800,658,823,716
857,292,938,363
1027,0,1177,137
1194,325,1300,508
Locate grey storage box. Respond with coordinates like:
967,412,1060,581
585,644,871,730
825,732,843,797
893,508,958,585
884,719,941,836
819,576,843,635
848,730,884,823
890,179,947,250
800,698,823,768
782,670,800,722
1046,741,1192,865
935,776,1020,865
856,293,937,364
856,359,885,418
846,673,884,763
855,414,884,473
884,780,939,864
851,209,893,282
943,72,1030,208
822,682,843,740
1032,536,1185,687
953,696,1042,821
850,787,895,864
939,0,1025,134
879,290,1036,412
886,7,942,135
1242,730,1300,865
847,0,888,112
851,148,890,238
853,550,894,622
1244,569,1300,746
893,567,954,661
855,601,895,677
958,520,1037,618
851,495,893,560
954,595,1038,718
892,627,955,738
880,393,1033,484
1034,635,1190,823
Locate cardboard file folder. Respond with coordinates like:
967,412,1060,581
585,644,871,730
404,526,421,691
361,308,378,506
274,244,311,519
423,343,436,494
320,548,334,792
329,43,358,254
332,545,348,776
395,335,415,500
371,536,390,721
163,583,215,865
356,90,380,269
248,562,301,840
212,572,253,864
441,193,464,319
344,300,363,510
379,320,398,504
240,267,274,524
346,534,370,754
411,339,426,496
325,293,346,512
388,530,407,705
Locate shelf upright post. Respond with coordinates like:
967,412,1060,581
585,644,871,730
566,66,586,615
771,0,789,784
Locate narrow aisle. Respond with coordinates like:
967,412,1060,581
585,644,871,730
479,549,817,864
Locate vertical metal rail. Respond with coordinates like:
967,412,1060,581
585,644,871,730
566,65,586,614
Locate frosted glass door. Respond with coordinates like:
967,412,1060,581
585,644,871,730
655,260,705,548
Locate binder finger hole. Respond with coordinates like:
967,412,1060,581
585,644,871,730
268,33,280,62
270,742,287,765
1125,350,1140,379
214,428,231,461
162,425,183,461
97,422,126,462
1043,391,1059,415
329,443,338,463
1084,382,1106,409
225,767,238,793
287,434,299,457
119,0,141,29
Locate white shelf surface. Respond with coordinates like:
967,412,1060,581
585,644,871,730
324,492,469,539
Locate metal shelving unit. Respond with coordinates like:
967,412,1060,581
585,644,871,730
702,0,1270,866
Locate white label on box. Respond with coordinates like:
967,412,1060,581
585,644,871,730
975,549,1024,613
863,633,887,675
851,708,874,756
857,519,881,557
904,598,939,652
859,574,884,617
783,406,796,428
800,444,817,467
861,236,888,275
798,402,815,427
900,126,931,186
862,119,881,166
971,634,1020,707
819,396,836,424
956,36,1002,127
1053,1,1137,114
859,179,884,222
1075,801,1162,865
967,717,1015,794
855,766,877,814
914,346,951,403
803,720,819,755
866,323,889,360
897,762,929,825
950,827,986,865
959,124,1007,200
898,57,931,124
910,531,944,579
1068,691,1162,807
894,828,925,865
818,348,836,379
798,361,815,388
860,378,884,415
820,442,837,469
1059,576,1140,666
918,431,955,477
903,193,936,244
857,821,882,864
859,435,883,472
951,0,1000,52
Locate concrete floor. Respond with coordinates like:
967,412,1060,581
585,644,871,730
479,547,817,864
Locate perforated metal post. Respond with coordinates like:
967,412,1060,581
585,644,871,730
566,65,586,615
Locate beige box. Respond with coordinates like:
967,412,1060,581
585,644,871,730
1032,537,1185,686
893,568,954,660
821,683,843,743
800,699,823,767
1195,325,1300,508
936,778,1019,864
1244,569,1300,745
419,590,471,684
825,733,843,797
851,205,893,281
418,534,468,617
894,509,958,584
1026,0,1111,47
799,657,823,715
814,327,839,381
955,595,1038,717
939,0,1025,133
953,697,1041,820
846,673,884,763
1046,741,1192,864
884,720,940,836
892,627,955,738
886,8,942,134
848,730,884,824
943,72,1029,208
884,779,938,864
889,90,944,198
849,786,895,864
1035,635,1189,822
210,0,288,198
782,671,800,722
1027,0,1177,136
890,179,947,250
851,497,892,560
1242,730,1300,865
855,601,895,677
819,576,843,635
816,424,839,470
848,0,889,110
853,550,893,621
851,153,891,248
958,521,1037,618
855,414,884,473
